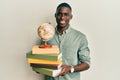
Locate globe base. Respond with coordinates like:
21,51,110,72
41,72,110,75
39,42,52,48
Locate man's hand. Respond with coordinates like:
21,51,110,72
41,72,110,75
57,65,71,76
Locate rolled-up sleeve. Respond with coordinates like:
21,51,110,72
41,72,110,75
78,35,91,66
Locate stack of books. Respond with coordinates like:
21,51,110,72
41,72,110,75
26,45,62,77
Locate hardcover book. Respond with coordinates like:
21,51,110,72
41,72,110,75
32,45,60,54
30,63,62,69
26,51,62,61
27,58,62,65
32,67,61,77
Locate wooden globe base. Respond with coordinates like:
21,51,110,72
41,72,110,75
39,42,52,48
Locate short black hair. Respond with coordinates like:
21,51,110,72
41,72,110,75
56,3,72,11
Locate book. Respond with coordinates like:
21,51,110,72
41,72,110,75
32,67,61,77
27,58,62,65
26,51,62,61
32,45,60,54
30,63,62,69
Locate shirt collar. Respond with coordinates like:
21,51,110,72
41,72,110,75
55,25,71,34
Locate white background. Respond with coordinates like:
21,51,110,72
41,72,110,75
0,0,120,80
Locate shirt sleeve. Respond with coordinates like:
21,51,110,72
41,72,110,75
78,35,91,66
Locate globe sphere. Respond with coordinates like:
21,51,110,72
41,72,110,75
37,23,55,41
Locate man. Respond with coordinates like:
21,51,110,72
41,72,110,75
44,2,90,80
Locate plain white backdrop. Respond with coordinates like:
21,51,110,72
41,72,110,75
0,0,120,80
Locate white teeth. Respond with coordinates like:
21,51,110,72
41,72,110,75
60,21,65,24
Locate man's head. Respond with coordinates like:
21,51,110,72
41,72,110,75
55,3,73,28
56,3,72,12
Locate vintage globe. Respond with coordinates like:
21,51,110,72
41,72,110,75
38,23,55,41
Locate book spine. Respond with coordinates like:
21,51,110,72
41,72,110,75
32,67,53,76
26,52,62,61
28,58,62,65
30,63,62,69
32,50,59,54
32,46,59,54
32,67,61,77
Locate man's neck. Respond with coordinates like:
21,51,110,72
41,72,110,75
57,25,69,35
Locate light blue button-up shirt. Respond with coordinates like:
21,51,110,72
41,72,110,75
41,26,90,80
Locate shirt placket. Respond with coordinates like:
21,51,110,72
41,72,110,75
58,34,64,51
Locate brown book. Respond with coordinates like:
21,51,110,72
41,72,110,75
30,63,62,69
32,45,60,54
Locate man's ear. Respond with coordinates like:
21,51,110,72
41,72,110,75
70,14,73,19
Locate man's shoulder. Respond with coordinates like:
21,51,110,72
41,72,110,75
70,27,85,37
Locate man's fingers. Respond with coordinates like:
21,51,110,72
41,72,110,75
56,65,71,77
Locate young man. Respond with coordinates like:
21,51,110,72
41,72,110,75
46,3,90,80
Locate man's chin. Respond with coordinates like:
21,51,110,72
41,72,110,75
59,24,66,28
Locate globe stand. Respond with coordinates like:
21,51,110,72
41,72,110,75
39,41,52,48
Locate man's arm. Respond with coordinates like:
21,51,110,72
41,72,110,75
74,62,90,72
57,62,89,76
57,35,90,76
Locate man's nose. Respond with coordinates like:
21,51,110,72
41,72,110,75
61,14,65,20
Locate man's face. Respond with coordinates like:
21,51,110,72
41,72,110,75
55,7,72,28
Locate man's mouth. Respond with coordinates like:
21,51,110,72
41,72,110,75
60,20,65,24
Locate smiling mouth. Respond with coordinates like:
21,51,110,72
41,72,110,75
60,20,65,24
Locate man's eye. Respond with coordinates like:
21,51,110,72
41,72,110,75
64,13,68,16
57,13,69,16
